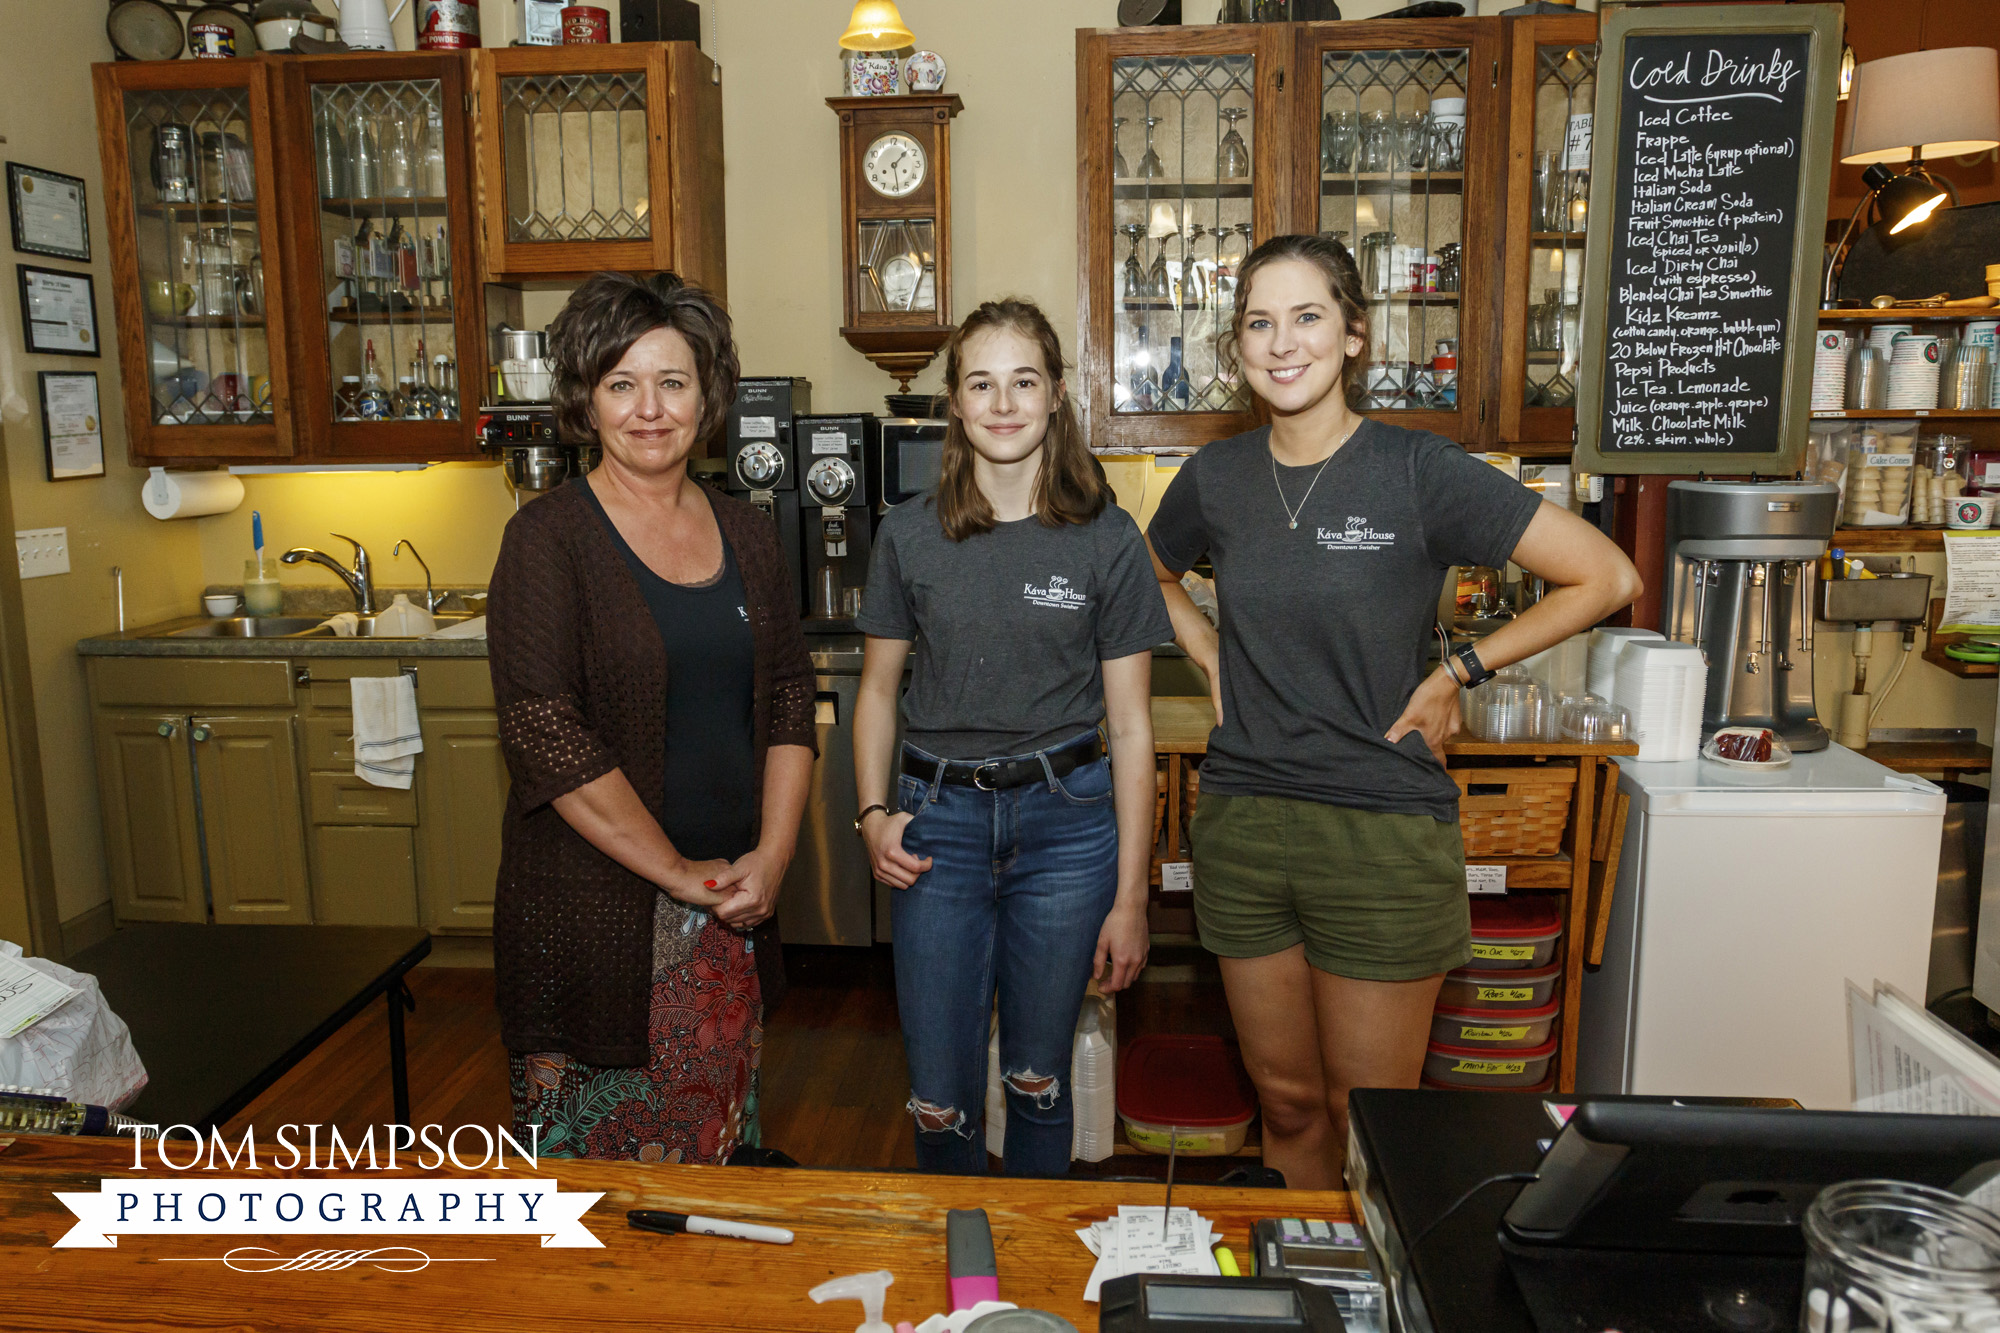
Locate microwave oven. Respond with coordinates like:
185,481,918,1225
875,418,947,512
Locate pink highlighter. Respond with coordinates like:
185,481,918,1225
946,1208,999,1310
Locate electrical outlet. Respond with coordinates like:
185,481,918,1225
16,528,69,579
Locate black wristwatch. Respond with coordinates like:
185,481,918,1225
1451,643,1495,689
853,804,889,834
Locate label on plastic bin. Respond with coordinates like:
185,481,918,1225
1460,1025,1531,1041
1475,985,1534,1002
1465,864,1507,895
1864,452,1914,469
1472,943,1537,961
1452,1058,1528,1076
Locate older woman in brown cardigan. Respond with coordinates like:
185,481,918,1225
487,272,815,1163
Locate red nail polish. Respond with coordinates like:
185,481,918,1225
703,880,717,888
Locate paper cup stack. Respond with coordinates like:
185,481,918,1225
1966,318,2000,408
1886,333,1945,410
1587,626,1664,701
1612,639,1708,763
1811,330,1850,410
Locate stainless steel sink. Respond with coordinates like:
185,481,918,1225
289,612,478,639
167,617,329,638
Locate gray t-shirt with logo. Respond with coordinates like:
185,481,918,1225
1147,421,1543,820
859,497,1173,760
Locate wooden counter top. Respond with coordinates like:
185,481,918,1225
0,1136,1350,1330
1150,697,1640,759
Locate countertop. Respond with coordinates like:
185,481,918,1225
77,615,490,658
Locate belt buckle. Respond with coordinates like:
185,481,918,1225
972,761,1004,791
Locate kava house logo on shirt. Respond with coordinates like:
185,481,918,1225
1023,573,1087,611
1316,515,1397,552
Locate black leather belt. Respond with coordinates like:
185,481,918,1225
902,735,1103,791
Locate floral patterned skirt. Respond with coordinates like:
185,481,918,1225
509,896,763,1163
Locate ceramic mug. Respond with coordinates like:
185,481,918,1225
203,593,241,617
1949,495,1998,529
210,372,245,412
248,374,272,412
145,280,195,317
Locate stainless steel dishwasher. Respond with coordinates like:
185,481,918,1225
777,637,895,946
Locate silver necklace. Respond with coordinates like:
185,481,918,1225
1270,420,1360,530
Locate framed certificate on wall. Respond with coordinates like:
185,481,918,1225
7,163,90,262
16,265,99,357
37,371,105,480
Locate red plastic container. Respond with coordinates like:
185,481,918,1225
1437,961,1562,1010
1422,1035,1558,1089
1422,1074,1556,1094
1468,896,1564,970
1428,999,1560,1050
1117,1034,1256,1155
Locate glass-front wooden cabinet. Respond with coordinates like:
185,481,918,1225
279,53,484,461
94,59,296,460
470,43,725,289
1500,13,1599,450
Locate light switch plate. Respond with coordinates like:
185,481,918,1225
16,528,69,579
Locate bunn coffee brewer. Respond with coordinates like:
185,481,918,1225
1660,480,1839,752
794,413,879,634
723,378,811,610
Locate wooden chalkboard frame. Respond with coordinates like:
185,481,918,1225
1573,3,1843,476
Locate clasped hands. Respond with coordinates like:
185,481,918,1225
660,845,788,930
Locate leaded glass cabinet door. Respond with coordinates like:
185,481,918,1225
93,59,295,460
1305,19,1498,445
1077,26,1295,453
1501,14,1598,448
471,43,725,287
282,53,483,460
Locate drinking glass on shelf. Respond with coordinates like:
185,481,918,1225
350,113,382,199
1138,115,1166,179
1113,117,1131,178
1121,223,1149,300
1183,224,1208,310
1326,111,1357,174
1147,236,1171,300
1429,117,1463,171
1395,112,1431,170
1534,151,1564,232
382,114,414,197
1359,110,1392,172
1219,106,1251,179
1321,113,1335,174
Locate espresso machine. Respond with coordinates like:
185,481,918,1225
723,378,811,607
795,413,878,633
1661,479,1840,752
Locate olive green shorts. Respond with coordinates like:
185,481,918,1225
1189,792,1473,981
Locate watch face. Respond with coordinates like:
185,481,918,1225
863,132,927,198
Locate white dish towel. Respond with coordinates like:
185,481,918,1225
351,674,423,789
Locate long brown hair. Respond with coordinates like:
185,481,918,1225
934,298,1111,542
1219,233,1371,411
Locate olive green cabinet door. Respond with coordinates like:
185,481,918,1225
192,714,312,922
418,715,508,932
92,711,205,924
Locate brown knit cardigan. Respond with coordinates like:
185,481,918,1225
487,478,817,1066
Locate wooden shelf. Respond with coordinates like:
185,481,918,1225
320,196,450,217
1113,179,1253,200
1864,738,1992,777
328,308,456,324
1529,231,1587,243
151,315,265,329
137,203,257,219
1321,171,1464,194
1372,291,1459,305
1819,308,2000,322
1834,527,1944,553
1811,409,2000,420
1926,596,1999,677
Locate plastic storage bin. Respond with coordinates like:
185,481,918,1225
1422,1036,1558,1089
1422,1073,1556,1094
1428,999,1560,1050
1468,896,1564,970
1117,1034,1255,1155
1438,962,1562,1010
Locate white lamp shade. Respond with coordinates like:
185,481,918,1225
1842,46,2000,163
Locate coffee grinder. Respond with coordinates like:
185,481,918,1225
724,378,811,610
795,413,878,633
1660,479,1840,752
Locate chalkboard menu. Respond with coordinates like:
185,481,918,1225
1574,5,1842,476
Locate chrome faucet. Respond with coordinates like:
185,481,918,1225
393,538,443,613
281,533,376,614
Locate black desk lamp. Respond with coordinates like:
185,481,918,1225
1821,45,2000,309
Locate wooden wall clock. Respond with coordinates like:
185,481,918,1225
827,94,962,391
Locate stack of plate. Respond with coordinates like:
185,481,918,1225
1886,333,1945,410
1811,331,1850,410
1586,626,1663,700
1611,640,1708,763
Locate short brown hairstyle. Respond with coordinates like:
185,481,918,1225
545,271,740,448
934,298,1112,542
1220,233,1371,410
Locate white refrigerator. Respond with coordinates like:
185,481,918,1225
1576,744,1943,1109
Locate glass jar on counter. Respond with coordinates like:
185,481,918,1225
1802,1180,2000,1333
1914,433,1971,524
1843,422,1920,527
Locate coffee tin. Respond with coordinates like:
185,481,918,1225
189,22,236,58
560,5,609,43
417,0,481,49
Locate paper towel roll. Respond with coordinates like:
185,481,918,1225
142,466,244,521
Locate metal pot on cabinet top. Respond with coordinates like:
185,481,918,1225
496,326,547,364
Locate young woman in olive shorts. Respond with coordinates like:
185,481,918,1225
1144,234,1642,1189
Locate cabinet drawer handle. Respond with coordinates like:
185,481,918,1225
156,722,178,739
191,725,212,743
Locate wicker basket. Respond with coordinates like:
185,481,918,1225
1454,765,1574,859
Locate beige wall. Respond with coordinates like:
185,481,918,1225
0,13,209,928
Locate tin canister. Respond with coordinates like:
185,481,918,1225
416,0,481,49
190,22,236,58
560,5,609,42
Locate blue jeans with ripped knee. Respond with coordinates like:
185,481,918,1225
890,733,1120,1177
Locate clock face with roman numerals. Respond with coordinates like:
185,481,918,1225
863,132,927,199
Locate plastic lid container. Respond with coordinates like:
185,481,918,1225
1439,961,1562,1010
1116,1034,1255,1128
1422,1036,1558,1089
1429,999,1560,1050
1468,896,1564,970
